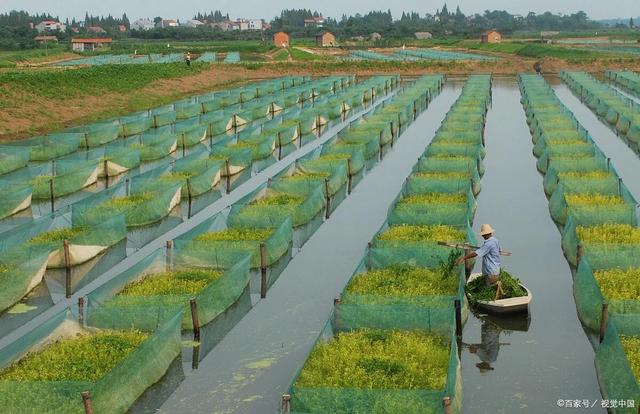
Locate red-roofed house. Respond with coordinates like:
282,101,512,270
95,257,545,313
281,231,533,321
71,38,113,52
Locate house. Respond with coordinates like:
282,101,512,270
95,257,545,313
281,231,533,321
86,26,106,34
316,31,337,47
304,16,325,28
481,30,502,43
118,25,127,33
35,20,66,33
370,32,382,41
274,32,290,48
131,18,155,31
34,35,58,44
183,19,205,28
248,19,264,31
414,32,433,40
156,19,179,29
71,38,113,52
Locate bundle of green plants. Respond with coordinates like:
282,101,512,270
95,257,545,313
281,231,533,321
577,224,640,244
465,269,527,303
377,225,466,243
345,264,458,299
594,268,640,301
399,193,466,205
0,330,148,382
117,269,222,298
565,193,625,207
620,336,640,383
160,171,194,182
28,227,85,245
91,193,153,222
295,328,449,390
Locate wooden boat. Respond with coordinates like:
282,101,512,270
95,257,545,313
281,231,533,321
466,273,532,314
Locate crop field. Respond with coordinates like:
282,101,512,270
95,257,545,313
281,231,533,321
3,37,640,413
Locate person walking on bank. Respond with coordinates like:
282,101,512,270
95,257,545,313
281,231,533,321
185,52,192,68
456,224,501,286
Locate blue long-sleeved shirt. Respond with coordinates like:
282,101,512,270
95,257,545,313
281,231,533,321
475,236,501,276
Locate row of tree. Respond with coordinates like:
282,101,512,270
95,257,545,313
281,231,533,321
0,5,637,50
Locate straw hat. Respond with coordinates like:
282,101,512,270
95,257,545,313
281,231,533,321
480,224,495,236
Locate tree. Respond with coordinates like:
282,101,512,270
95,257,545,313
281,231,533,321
631,17,635,28
154,16,162,24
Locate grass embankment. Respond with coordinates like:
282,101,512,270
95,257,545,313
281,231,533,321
0,63,260,140
0,47,77,68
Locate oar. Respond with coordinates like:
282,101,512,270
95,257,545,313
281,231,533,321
437,241,512,257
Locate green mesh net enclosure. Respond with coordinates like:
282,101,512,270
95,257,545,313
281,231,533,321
595,321,640,413
287,303,461,414
0,308,182,414
86,247,251,331
72,177,181,229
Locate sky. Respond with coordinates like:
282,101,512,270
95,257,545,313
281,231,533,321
2,0,640,21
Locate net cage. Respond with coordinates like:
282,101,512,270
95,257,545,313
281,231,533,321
286,304,462,414
86,247,251,331
71,177,181,229
0,307,182,414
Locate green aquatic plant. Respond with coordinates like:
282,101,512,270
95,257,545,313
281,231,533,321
577,224,640,244
295,328,449,390
29,227,84,245
250,193,304,207
595,268,640,301
0,330,148,381
345,265,458,298
621,336,640,383
566,194,625,206
118,269,222,297
399,193,466,205
378,225,466,243
195,228,273,242
465,269,527,303
413,172,469,179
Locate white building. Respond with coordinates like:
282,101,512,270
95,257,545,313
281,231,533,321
248,19,264,30
131,18,155,31
35,20,66,33
156,19,179,29
183,19,205,28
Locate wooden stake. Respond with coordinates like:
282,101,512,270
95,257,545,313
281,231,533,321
225,160,231,194
78,297,84,324
577,244,584,267
81,391,94,414
260,243,267,298
324,179,331,219
125,178,130,196
454,299,462,337
442,396,452,414
347,159,353,195
166,240,173,271
186,178,193,219
49,179,55,213
192,344,200,370
281,394,291,413
599,303,609,344
63,239,72,298
103,159,109,188
190,299,201,342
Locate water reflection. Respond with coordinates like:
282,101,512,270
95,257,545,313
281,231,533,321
464,312,531,374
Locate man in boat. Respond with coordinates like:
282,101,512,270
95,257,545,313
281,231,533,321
456,224,501,285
